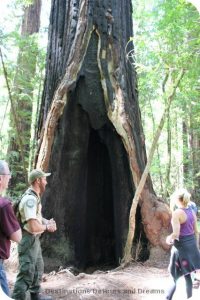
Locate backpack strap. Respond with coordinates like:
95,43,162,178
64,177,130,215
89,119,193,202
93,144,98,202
23,188,39,199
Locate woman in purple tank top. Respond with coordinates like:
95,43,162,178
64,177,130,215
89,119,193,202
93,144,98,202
165,188,200,299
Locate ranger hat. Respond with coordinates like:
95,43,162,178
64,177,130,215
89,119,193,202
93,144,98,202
28,169,51,184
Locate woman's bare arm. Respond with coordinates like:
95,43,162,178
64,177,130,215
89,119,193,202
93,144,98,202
166,210,181,244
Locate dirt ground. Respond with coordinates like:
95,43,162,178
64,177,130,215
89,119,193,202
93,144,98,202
6,260,200,300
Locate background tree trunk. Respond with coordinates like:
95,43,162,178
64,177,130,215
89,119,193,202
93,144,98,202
37,0,170,271
189,110,200,204
147,97,164,195
164,108,171,199
182,119,190,185
7,0,42,196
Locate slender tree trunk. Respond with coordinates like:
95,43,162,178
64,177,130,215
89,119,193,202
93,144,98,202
164,107,171,198
189,111,200,203
174,111,181,186
147,97,164,196
7,0,42,195
182,118,189,185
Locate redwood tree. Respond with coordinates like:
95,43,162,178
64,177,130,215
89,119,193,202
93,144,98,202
36,0,170,270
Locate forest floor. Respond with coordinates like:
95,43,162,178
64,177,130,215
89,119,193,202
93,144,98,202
6,260,200,300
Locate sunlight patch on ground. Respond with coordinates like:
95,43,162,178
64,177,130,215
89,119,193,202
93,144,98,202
135,274,200,299
173,276,200,300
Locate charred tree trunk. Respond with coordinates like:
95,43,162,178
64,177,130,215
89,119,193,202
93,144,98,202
37,0,170,270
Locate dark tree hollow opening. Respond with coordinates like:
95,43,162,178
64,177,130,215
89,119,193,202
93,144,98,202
85,128,116,270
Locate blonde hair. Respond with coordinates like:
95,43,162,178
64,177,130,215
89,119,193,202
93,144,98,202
170,188,191,210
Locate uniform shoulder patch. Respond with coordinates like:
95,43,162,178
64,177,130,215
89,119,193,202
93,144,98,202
25,197,36,208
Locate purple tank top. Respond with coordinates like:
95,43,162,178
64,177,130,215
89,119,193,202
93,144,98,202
179,208,195,236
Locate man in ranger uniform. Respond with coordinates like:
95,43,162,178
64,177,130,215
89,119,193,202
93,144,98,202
12,169,57,300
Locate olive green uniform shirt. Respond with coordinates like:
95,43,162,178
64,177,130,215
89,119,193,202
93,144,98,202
19,190,43,234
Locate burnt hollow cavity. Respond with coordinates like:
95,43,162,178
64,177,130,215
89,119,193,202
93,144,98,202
43,99,150,272
85,128,115,269
42,32,149,272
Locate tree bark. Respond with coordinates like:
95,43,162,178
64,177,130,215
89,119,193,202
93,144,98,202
36,0,171,270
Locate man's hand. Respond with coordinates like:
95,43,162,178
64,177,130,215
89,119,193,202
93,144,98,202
46,218,57,232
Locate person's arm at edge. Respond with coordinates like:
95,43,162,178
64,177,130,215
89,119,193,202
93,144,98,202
2,201,22,243
10,228,22,243
193,212,199,247
170,210,181,239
